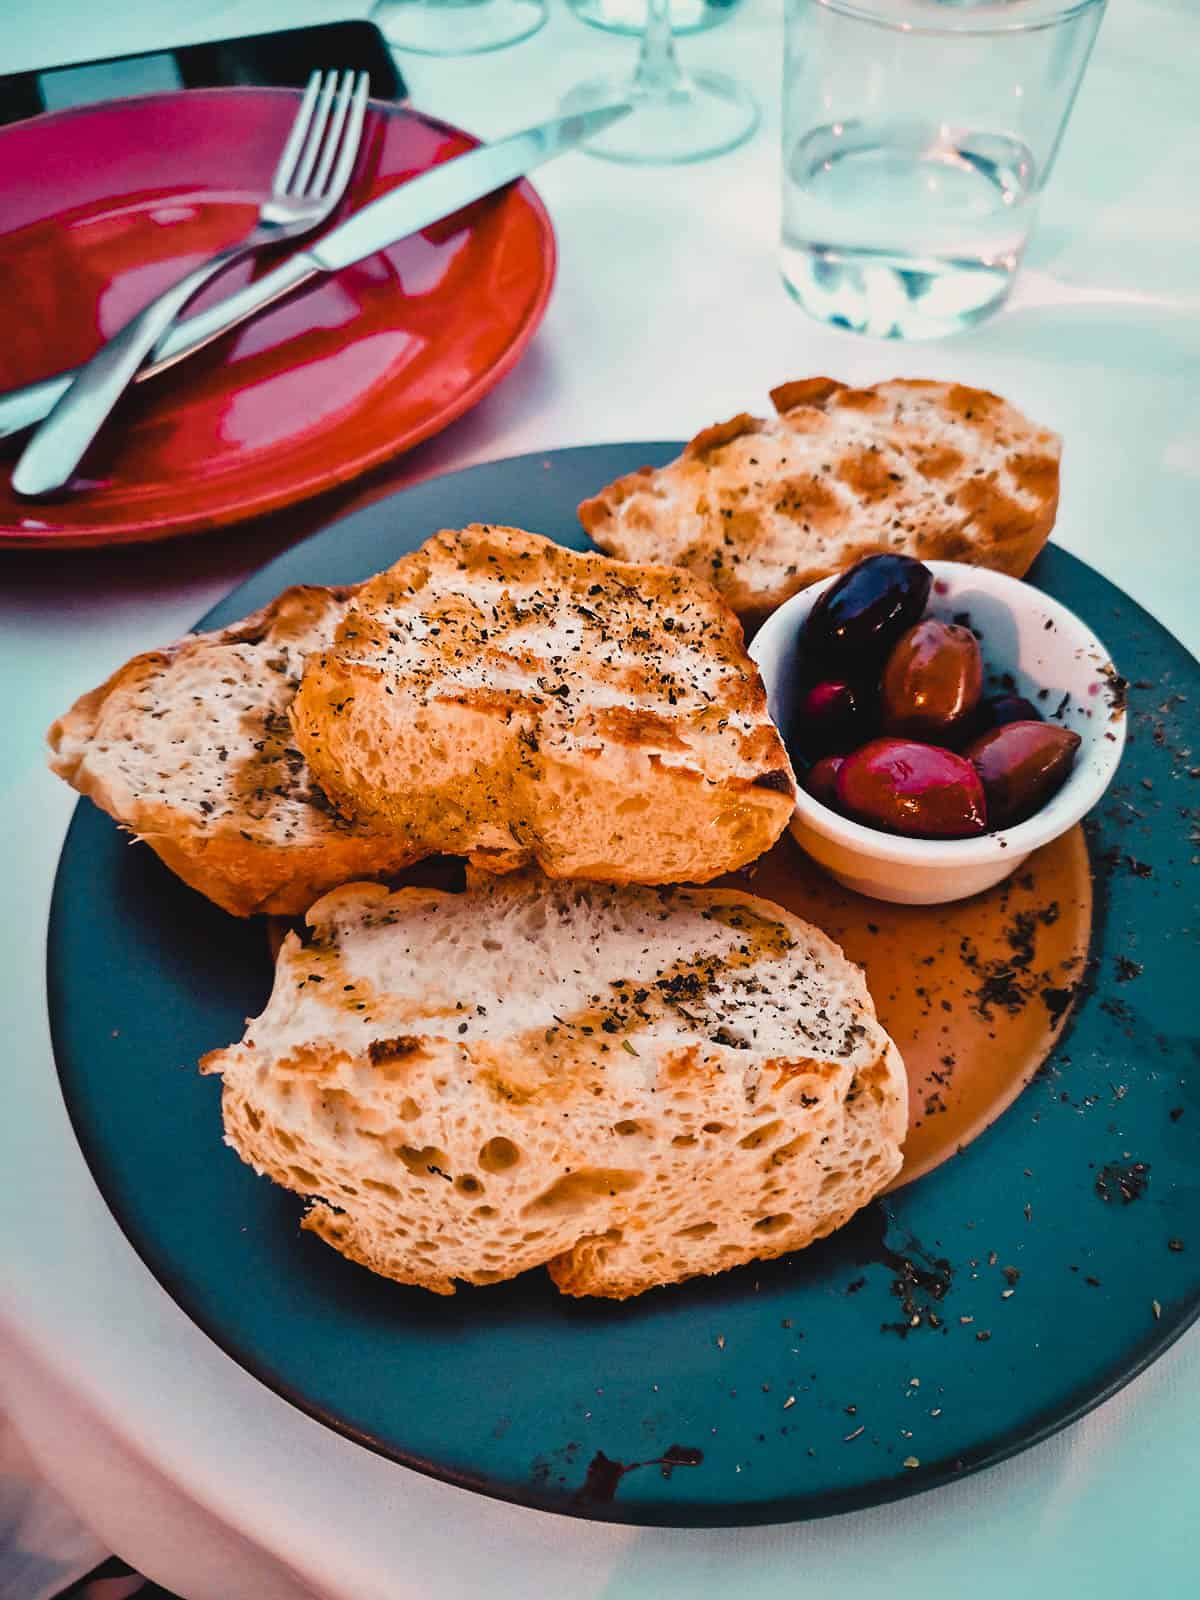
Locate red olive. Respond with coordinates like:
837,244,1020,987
804,755,845,809
791,679,865,757
881,620,983,741
837,738,988,839
964,721,1082,828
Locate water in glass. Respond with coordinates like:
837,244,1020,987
782,117,1038,340
779,0,1106,340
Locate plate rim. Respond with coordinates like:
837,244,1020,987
45,443,1200,1526
0,87,557,550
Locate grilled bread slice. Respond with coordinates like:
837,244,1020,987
289,524,795,885
202,871,907,1299
579,378,1062,623
47,585,419,917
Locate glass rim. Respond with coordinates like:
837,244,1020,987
808,0,1105,36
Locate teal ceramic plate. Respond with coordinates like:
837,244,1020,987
47,445,1200,1525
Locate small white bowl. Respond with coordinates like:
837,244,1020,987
749,560,1127,905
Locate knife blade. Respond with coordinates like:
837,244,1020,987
0,102,629,445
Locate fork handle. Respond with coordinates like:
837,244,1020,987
11,235,266,497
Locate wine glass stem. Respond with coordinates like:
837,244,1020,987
634,0,688,96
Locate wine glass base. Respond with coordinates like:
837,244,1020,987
372,0,547,56
565,0,742,35
560,70,759,164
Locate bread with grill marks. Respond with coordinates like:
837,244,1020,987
579,378,1061,624
47,585,419,917
289,524,795,885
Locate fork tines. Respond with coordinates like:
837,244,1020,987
275,69,370,201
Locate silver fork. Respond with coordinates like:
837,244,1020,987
12,68,370,498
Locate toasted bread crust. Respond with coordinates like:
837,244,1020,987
47,585,418,917
203,873,908,1299
290,525,795,885
580,378,1061,623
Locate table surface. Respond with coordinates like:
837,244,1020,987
1,2,1198,1598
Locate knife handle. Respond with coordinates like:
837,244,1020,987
0,252,320,445
0,375,72,442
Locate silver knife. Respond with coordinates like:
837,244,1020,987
0,103,629,450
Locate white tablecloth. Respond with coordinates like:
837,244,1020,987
2,3,1198,1597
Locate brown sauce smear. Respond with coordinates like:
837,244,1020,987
732,827,1092,1186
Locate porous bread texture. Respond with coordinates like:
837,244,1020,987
289,523,795,885
46,585,418,917
579,377,1062,624
202,871,908,1300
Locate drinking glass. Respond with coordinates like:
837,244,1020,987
565,0,744,35
781,0,1107,339
370,0,546,56
561,0,758,164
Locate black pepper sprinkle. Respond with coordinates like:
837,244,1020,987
1095,1161,1151,1204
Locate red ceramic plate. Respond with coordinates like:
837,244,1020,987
0,89,555,549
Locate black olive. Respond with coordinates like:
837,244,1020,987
802,554,932,670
